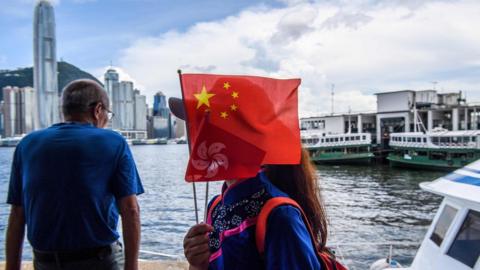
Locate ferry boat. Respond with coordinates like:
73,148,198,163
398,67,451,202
0,136,24,147
301,130,374,165
373,160,480,270
388,129,480,171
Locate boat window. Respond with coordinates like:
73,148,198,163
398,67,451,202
356,136,360,140
473,137,477,142
351,136,355,141
362,135,366,140
340,137,344,141
334,138,339,142
423,138,427,143
346,137,350,141
407,137,412,142
430,204,458,247
447,210,480,268
417,138,421,143
321,139,324,143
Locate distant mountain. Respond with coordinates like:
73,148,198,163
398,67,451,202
0,61,103,100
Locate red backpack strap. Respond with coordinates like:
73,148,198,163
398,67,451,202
255,197,307,253
207,195,223,225
255,197,348,270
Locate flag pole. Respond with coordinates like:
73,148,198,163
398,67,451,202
177,69,199,224
204,182,209,221
203,114,211,222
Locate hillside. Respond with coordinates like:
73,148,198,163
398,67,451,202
0,61,103,100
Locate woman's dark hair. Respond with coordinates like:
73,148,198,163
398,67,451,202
264,148,328,251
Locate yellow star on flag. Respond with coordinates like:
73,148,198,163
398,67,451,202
230,104,238,111
223,82,231,90
231,91,239,99
220,111,229,119
194,84,216,109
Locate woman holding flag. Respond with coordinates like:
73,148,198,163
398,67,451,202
183,151,328,270
172,73,344,270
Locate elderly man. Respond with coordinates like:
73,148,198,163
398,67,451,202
5,79,144,270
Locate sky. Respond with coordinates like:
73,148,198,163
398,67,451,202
1,0,480,117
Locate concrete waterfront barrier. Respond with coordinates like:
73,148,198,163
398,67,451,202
0,261,189,269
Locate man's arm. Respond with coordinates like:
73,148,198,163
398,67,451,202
5,205,25,270
119,195,141,270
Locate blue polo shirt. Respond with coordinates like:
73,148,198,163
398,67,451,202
6,122,144,251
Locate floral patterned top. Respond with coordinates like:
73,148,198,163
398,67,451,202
206,171,321,270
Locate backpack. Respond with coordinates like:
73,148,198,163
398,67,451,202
208,195,348,270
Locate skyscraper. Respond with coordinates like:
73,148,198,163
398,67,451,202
34,0,59,128
2,86,37,137
133,90,147,131
153,91,168,117
112,81,135,130
104,68,119,104
150,91,172,138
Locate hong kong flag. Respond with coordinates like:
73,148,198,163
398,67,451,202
180,74,301,165
185,117,266,182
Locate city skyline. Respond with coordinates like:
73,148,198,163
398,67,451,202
1,0,480,117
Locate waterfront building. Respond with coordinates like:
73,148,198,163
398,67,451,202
151,115,171,139
134,90,147,131
148,91,173,139
34,0,59,129
375,90,479,142
104,68,119,104
112,81,135,130
2,86,37,137
153,91,168,117
301,112,377,164
103,68,148,139
301,113,377,136
301,89,480,169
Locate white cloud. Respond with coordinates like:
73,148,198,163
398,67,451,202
113,0,480,117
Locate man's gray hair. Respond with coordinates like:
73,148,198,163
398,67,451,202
61,79,109,118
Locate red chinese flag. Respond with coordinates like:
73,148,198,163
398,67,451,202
185,118,266,182
180,74,301,165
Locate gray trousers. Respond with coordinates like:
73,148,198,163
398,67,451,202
33,242,124,270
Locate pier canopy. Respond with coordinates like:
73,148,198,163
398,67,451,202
421,160,480,204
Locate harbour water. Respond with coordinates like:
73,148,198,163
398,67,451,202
0,144,444,269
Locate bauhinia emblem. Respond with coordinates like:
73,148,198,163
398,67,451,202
191,141,229,178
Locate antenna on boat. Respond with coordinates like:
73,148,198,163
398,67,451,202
331,84,335,115
413,95,427,133
413,102,418,133
431,81,438,90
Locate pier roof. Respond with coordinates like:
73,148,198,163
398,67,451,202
374,89,415,95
